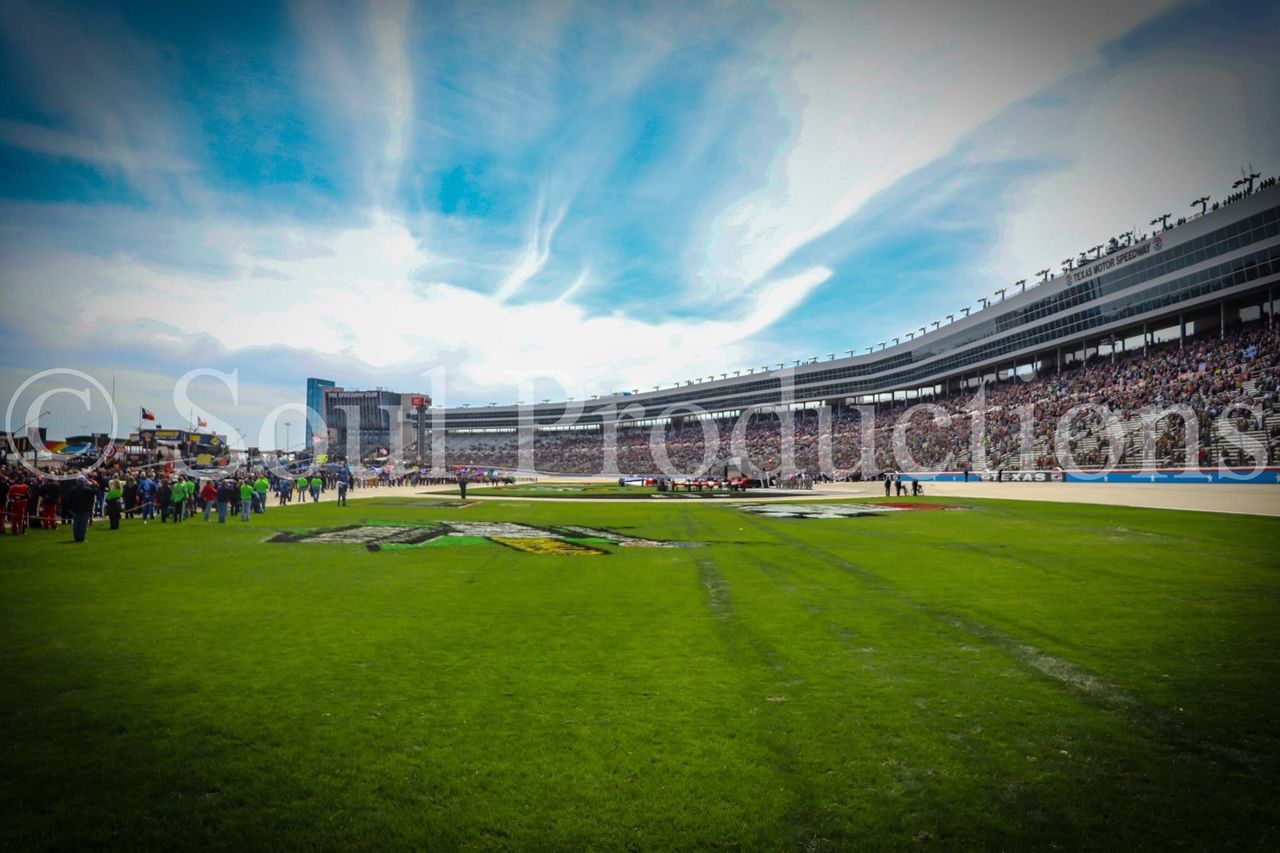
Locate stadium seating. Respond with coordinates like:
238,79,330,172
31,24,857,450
433,323,1279,476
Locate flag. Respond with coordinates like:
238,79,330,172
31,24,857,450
197,416,208,428
140,407,156,421
312,434,325,444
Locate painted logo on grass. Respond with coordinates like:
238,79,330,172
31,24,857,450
269,521,690,554
365,499,478,508
740,503,961,519
739,503,902,519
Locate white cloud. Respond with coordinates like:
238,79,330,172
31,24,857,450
290,0,416,202
0,119,196,174
692,0,1177,300
555,267,591,304
989,58,1259,284
368,0,413,194
2,207,827,406
0,1,196,200
495,194,567,302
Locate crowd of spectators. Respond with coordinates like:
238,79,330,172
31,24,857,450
435,323,1279,477
0,465,356,539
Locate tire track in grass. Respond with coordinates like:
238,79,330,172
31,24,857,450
694,554,851,848
682,501,838,846
733,510,1275,777
697,558,736,621
927,612,1271,773
711,523,1053,846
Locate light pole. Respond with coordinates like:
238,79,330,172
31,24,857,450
284,421,291,455
1233,169,1259,194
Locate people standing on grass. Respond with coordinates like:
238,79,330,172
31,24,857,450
68,476,95,542
158,478,172,522
255,474,269,513
138,473,156,521
123,476,138,519
93,472,107,518
59,476,74,527
337,467,349,506
39,477,60,529
105,479,123,529
200,479,217,521
6,477,30,534
0,456,398,537
216,478,235,523
170,477,187,523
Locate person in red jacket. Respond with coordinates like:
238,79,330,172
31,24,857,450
199,479,218,521
6,478,30,534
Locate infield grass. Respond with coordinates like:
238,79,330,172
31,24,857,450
1,496,1277,849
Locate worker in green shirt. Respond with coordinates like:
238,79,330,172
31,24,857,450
239,480,254,521
105,479,123,530
296,476,308,501
254,475,270,514
171,478,188,523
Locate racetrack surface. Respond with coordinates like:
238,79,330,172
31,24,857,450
314,479,1280,516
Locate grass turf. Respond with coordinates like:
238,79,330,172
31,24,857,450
1,496,1277,849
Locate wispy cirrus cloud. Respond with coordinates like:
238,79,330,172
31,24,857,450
0,119,197,175
495,193,568,302
289,0,415,204
0,0,197,202
689,0,1180,303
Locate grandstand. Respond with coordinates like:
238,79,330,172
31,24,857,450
422,177,1280,478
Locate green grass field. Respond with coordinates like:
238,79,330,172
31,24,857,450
2,495,1277,850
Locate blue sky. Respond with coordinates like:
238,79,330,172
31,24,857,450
1,0,1276,448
